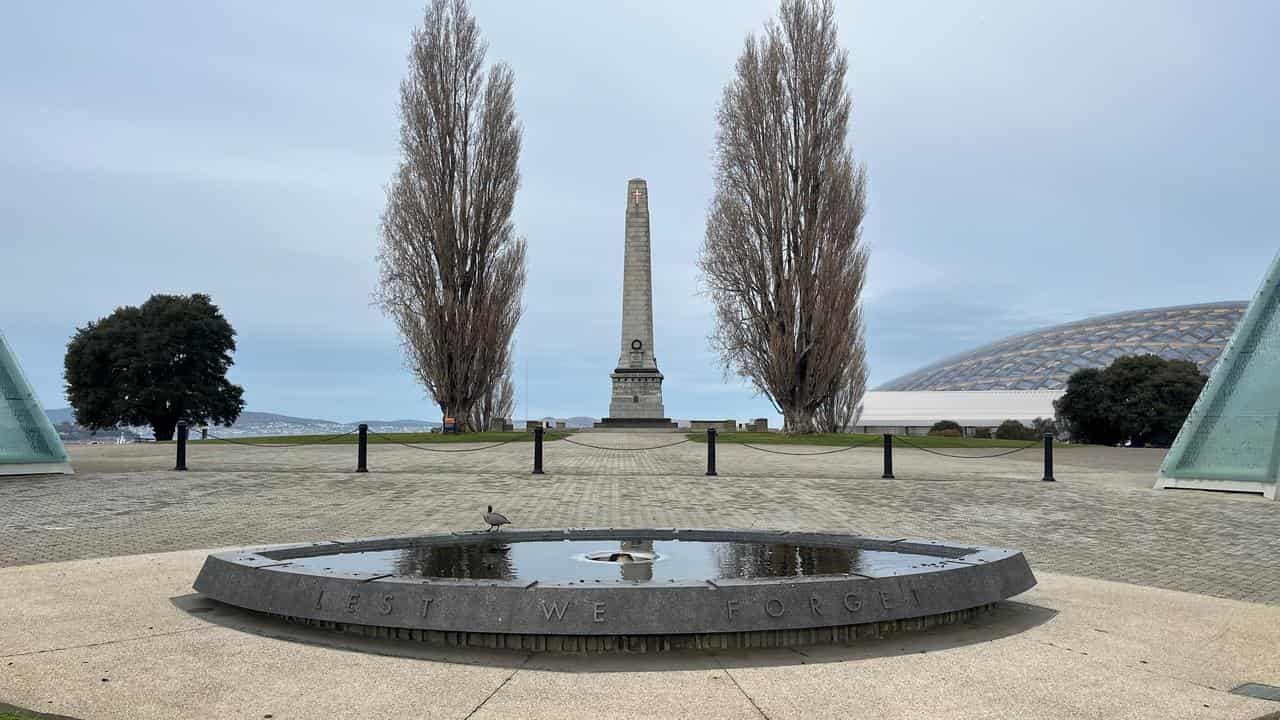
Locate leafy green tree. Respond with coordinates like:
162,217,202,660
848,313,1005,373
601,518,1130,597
64,294,245,441
1106,355,1206,447
1055,368,1121,445
1055,355,1206,447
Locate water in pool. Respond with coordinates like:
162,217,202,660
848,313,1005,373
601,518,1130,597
280,539,949,584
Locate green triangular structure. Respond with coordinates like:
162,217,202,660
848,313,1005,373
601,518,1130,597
1157,253,1280,499
0,330,73,476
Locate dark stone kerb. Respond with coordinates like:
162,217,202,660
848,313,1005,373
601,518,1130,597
194,529,1036,640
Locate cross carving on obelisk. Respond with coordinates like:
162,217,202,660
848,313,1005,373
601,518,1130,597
633,188,642,206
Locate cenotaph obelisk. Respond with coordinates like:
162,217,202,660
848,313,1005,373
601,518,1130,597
595,179,676,429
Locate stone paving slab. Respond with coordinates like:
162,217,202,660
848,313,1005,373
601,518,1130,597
2,437,1278,605
1,550,1278,720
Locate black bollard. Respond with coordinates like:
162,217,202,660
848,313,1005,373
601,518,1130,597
881,433,894,479
356,423,368,473
1042,433,1055,482
706,428,718,476
174,421,188,471
532,426,544,475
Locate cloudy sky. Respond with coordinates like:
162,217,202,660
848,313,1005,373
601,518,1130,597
3,0,1277,424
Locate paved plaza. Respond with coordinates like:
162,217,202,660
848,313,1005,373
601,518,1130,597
3,434,1277,604
3,553,1279,720
3,433,1280,719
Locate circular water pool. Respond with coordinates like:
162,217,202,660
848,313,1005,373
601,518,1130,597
194,528,1035,652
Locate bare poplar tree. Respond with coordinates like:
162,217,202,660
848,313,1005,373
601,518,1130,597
468,354,515,431
378,0,526,430
816,338,867,433
699,0,869,433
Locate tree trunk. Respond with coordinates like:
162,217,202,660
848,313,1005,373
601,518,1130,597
440,403,473,431
783,408,816,434
152,419,177,442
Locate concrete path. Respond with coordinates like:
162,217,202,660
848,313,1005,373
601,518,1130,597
3,438,1278,603
1,550,1278,720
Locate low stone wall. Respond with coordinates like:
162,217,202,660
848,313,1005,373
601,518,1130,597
690,420,737,432
276,603,997,653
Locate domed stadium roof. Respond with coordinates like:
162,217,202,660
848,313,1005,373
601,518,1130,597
878,302,1247,392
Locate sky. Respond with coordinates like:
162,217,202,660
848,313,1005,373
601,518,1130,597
2,0,1278,424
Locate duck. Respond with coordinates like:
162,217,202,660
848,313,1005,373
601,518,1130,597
483,505,510,532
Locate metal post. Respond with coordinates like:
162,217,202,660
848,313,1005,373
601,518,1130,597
706,428,718,476
532,426,544,475
174,421,188,471
356,423,368,473
881,433,894,479
1042,433,1055,482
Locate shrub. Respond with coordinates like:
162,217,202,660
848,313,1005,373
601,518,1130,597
928,420,963,437
995,419,1037,441
1030,417,1057,438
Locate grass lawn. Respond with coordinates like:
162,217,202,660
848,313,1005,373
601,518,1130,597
0,705,73,720
193,430,571,445
686,432,1060,448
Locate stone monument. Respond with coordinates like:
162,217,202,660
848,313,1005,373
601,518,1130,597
596,179,676,429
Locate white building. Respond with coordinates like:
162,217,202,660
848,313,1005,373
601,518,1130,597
861,302,1248,437
855,390,1059,436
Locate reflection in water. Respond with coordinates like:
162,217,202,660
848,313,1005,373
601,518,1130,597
395,542,517,581
618,539,654,582
288,539,946,585
716,543,864,580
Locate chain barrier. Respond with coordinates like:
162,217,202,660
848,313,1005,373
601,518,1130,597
367,430,519,453
892,435,1041,459
738,438,879,456
203,428,358,449
561,437,692,452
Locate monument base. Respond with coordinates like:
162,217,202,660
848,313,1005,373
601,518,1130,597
0,461,74,477
1156,475,1278,500
594,417,678,429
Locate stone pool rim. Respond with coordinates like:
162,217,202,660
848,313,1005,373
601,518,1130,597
193,528,1036,640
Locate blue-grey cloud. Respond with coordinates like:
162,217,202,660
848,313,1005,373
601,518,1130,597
2,0,1277,424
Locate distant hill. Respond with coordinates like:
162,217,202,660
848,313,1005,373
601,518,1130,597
235,411,340,427
348,419,441,428
44,407,441,438
226,411,439,436
44,408,140,442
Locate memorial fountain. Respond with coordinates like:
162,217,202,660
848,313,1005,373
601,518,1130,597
194,527,1035,652
193,179,1036,652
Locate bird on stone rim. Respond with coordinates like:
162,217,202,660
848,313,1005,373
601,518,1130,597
483,505,510,532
